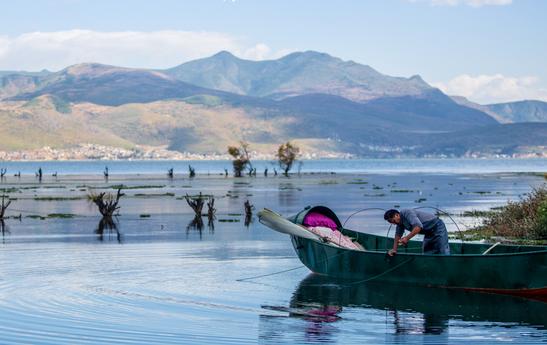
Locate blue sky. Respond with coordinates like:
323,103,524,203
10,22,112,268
0,0,545,104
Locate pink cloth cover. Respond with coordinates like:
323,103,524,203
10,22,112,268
303,212,338,231
307,227,363,251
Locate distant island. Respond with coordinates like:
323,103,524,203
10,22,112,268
0,51,546,159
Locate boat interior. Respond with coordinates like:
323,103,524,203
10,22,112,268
297,206,546,256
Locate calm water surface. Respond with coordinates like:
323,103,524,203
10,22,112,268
0,160,545,344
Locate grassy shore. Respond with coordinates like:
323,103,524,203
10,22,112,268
460,185,547,245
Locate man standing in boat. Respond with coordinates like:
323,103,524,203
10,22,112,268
384,209,450,256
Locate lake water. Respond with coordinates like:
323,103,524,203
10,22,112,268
0,157,546,175
0,159,545,344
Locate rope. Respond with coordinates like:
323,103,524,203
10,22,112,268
342,207,386,228
237,247,353,282
236,265,306,282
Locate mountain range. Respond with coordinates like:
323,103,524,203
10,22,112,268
0,51,545,157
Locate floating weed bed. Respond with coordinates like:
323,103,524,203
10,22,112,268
227,213,242,216
390,189,415,193
140,214,151,218
34,196,86,201
319,180,338,185
347,181,368,185
415,198,427,203
469,191,492,195
26,215,46,220
47,213,76,219
364,193,386,197
109,184,166,190
461,210,500,217
372,185,383,190
218,219,240,222
134,193,175,197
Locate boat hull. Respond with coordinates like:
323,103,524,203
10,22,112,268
290,234,547,298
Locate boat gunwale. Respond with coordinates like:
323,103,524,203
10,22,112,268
294,233,547,258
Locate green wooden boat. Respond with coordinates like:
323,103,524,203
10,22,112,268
258,206,547,300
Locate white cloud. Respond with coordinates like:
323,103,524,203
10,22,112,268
0,30,290,71
408,0,512,7
432,74,547,104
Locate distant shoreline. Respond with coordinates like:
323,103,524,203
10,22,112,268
0,144,545,162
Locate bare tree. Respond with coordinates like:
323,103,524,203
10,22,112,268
188,165,196,178
277,142,300,177
0,195,11,219
207,197,216,221
244,200,254,227
89,188,125,218
228,141,252,177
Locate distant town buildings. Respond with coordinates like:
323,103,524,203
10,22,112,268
0,144,355,161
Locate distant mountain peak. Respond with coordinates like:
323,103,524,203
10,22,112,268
211,50,239,60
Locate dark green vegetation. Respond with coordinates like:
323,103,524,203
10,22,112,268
109,185,165,189
34,196,85,201
465,186,547,244
134,193,175,197
0,51,545,156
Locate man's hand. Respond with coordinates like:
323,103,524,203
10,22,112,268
399,236,409,246
388,249,397,256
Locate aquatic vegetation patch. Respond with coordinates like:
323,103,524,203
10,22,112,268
469,191,492,195
390,189,415,193
347,181,368,185
363,193,386,197
109,184,166,190
47,213,76,218
414,198,427,203
218,219,240,222
26,215,46,220
34,196,86,201
139,214,151,218
319,180,338,185
134,193,175,197
461,210,500,217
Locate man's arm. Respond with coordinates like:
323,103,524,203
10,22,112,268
400,225,421,245
388,234,402,256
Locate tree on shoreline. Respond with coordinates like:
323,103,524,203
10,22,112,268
277,141,300,177
228,141,252,177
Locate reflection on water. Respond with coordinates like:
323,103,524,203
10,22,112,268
0,219,9,243
278,182,299,207
95,216,122,243
260,274,546,343
186,216,216,239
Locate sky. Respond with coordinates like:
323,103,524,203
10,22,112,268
0,0,545,104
